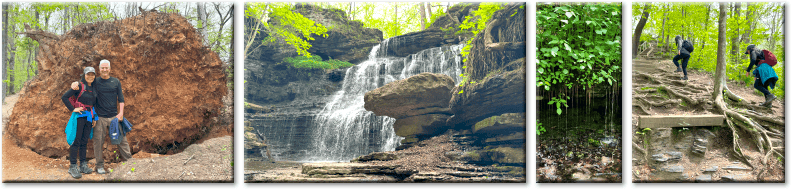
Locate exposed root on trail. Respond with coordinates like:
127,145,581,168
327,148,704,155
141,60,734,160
633,58,784,171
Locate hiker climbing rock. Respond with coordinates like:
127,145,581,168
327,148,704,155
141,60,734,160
673,35,694,80
744,44,779,108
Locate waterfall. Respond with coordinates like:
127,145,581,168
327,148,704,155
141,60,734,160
305,40,465,162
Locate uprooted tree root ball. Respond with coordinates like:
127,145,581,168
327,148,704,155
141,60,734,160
7,10,227,160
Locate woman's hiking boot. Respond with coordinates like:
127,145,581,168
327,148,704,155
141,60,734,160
675,67,682,72
80,162,93,174
681,75,688,80
762,94,777,108
68,164,82,179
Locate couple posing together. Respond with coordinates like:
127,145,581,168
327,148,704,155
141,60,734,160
60,59,130,179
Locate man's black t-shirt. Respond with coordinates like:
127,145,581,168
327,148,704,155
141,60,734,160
95,76,124,118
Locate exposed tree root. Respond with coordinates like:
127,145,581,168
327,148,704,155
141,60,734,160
634,57,783,172
633,141,648,162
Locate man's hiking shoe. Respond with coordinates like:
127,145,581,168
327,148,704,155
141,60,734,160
675,67,682,72
96,167,107,174
80,163,93,174
69,164,82,179
681,76,688,80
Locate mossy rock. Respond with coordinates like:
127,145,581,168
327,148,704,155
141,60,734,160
351,152,398,162
472,113,525,134
244,102,274,114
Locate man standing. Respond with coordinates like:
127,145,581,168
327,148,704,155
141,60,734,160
673,35,694,80
72,59,131,174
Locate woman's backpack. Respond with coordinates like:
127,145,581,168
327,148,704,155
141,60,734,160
68,82,90,109
760,50,777,67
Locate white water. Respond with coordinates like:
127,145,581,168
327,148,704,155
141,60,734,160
306,40,465,161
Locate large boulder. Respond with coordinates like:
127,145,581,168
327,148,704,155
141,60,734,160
364,73,455,119
8,10,227,159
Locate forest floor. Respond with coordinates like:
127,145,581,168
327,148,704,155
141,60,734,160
536,108,623,183
631,57,785,182
2,94,233,182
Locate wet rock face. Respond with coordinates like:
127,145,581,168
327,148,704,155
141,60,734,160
9,11,227,158
364,73,455,119
364,73,455,138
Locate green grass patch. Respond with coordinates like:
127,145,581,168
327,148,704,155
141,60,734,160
283,56,354,70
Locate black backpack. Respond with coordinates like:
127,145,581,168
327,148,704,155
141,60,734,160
682,40,694,53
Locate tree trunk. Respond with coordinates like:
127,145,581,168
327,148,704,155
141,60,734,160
660,6,666,49
426,2,433,23
197,2,208,45
419,2,427,30
2,3,8,100
702,4,711,50
632,3,651,57
348,2,353,20
731,3,741,66
6,4,15,95
714,3,728,96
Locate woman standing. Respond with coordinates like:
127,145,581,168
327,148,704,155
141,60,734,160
61,67,98,179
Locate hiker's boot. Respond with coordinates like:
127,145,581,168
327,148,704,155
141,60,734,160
763,94,777,108
68,164,82,179
80,162,93,174
681,75,688,80
675,67,682,72
96,166,107,174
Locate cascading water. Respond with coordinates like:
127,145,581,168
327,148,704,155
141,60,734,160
306,39,465,161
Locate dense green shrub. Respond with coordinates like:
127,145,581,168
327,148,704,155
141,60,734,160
537,3,622,115
283,56,354,70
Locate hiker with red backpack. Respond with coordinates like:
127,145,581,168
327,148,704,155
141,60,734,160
673,35,694,80
744,44,779,108
61,66,98,179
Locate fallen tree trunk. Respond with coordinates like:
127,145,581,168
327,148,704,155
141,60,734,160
7,10,227,159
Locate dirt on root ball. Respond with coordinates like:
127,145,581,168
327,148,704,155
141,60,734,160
6,10,227,160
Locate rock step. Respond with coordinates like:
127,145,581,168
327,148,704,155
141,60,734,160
301,162,416,176
695,174,712,182
721,174,752,182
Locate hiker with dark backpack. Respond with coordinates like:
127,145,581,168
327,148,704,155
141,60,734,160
744,44,779,108
673,35,694,80
61,67,98,179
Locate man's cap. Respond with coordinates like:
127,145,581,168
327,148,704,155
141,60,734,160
84,67,96,75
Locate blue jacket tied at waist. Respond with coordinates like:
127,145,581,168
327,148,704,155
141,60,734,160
65,110,96,145
752,63,778,89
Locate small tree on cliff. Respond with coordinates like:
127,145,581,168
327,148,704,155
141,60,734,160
244,3,328,60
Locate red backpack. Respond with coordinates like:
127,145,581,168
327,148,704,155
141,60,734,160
68,82,91,109
760,50,778,67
